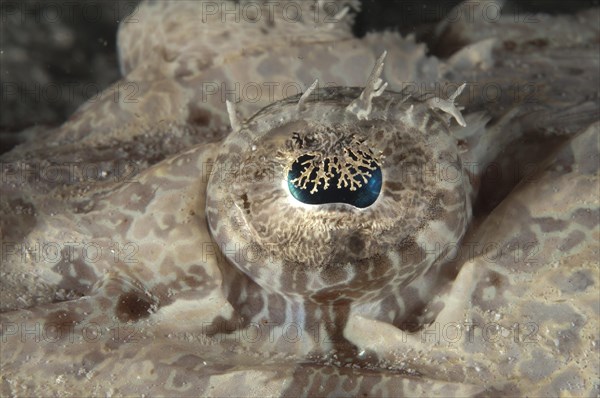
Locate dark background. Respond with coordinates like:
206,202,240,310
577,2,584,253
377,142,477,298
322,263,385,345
1,0,598,154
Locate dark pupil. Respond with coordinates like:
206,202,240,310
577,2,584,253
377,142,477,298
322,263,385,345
287,154,382,208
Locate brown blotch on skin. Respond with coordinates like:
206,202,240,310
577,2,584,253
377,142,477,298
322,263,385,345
385,181,405,192
347,233,365,255
558,229,585,252
164,20,178,33
471,270,508,311
187,104,212,126
503,40,517,51
44,309,83,341
572,208,600,229
183,275,203,288
563,270,594,293
319,265,350,286
397,237,426,268
115,291,154,323
488,271,503,288
526,38,548,48
564,67,584,76
535,217,568,233
203,317,240,337
240,193,251,213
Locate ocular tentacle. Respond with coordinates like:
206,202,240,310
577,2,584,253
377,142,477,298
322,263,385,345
346,51,389,120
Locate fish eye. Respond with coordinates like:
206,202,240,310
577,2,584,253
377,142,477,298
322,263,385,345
286,137,383,209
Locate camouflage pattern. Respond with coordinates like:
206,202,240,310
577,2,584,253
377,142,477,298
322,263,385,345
1,1,598,396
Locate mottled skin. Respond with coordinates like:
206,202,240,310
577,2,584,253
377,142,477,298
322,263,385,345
1,1,599,397
207,83,473,361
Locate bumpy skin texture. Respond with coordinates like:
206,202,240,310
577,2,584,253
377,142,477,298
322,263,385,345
1,1,599,397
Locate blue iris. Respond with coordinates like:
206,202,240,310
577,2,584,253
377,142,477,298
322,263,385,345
287,155,382,208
